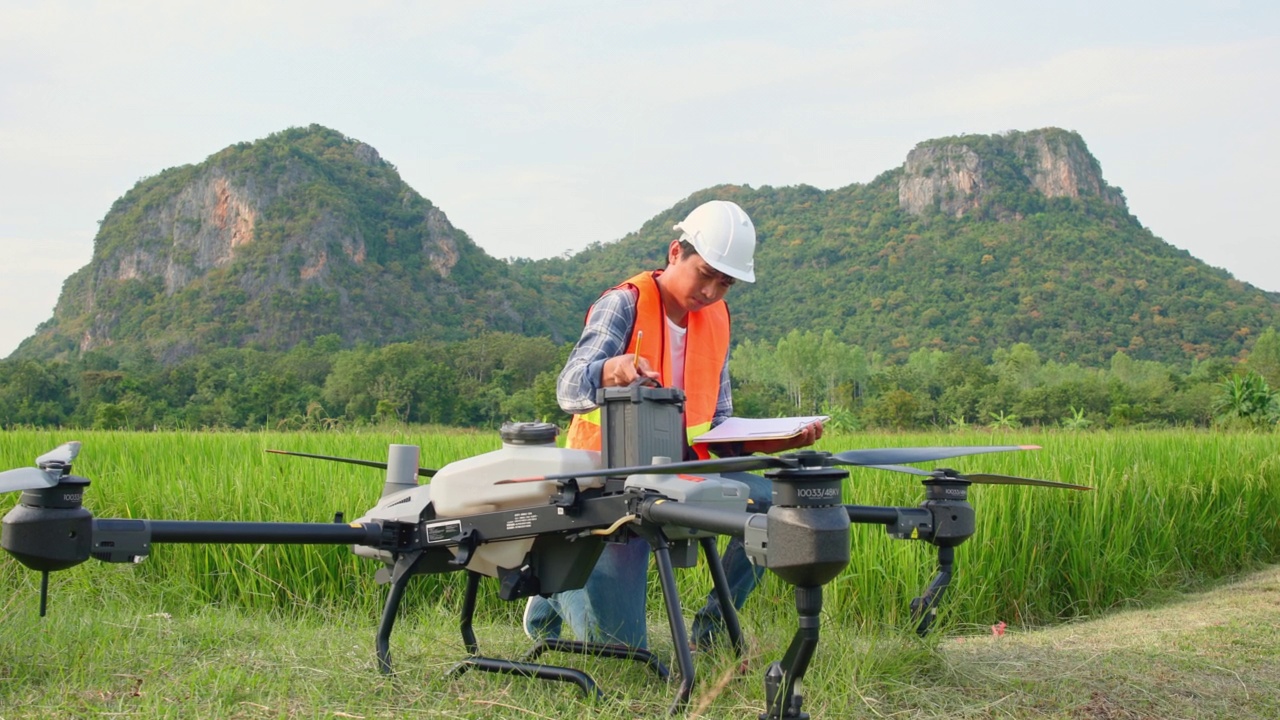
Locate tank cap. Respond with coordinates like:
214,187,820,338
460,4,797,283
500,421,559,446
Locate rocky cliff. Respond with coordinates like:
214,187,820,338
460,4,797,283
20,126,560,362
898,128,1126,218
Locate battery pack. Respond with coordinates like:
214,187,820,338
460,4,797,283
597,384,685,468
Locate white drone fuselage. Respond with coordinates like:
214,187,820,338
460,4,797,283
353,439,750,579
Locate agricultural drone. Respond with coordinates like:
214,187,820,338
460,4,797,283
0,385,1089,719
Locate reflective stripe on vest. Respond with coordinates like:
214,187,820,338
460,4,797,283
566,271,730,459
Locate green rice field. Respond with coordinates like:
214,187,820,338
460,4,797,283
1,428,1276,634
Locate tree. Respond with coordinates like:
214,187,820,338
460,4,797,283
1214,372,1278,428
774,330,817,411
1246,327,1280,388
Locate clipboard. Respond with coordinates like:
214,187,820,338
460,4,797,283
693,416,828,443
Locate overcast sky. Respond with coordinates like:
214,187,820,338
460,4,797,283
2,1,1277,358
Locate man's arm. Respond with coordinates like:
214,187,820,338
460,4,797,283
713,351,733,428
557,288,638,413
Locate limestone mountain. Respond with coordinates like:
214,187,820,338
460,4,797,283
520,129,1279,365
15,126,1279,367
897,128,1126,218
17,125,563,363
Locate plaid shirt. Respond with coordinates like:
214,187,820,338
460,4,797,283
557,285,734,429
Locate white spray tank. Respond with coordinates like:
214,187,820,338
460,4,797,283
428,422,601,578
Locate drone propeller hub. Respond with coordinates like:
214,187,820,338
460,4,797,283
921,477,971,502
35,441,81,473
781,450,831,468
764,465,848,509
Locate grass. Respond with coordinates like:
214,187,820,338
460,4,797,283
0,427,1278,717
2,565,1278,718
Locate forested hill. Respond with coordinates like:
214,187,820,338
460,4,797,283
15,126,1279,367
15,126,566,364
521,129,1279,365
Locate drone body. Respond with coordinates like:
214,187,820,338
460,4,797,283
0,386,1088,719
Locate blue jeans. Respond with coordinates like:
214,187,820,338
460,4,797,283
523,472,770,649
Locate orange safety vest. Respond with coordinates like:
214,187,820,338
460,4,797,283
565,271,730,459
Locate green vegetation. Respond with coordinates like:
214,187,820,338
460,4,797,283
0,429,1277,718
4,329,1278,432
0,332,568,431
13,126,1280,372
520,176,1280,367
3,569,1279,718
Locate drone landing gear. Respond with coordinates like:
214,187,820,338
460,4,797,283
519,637,668,695
761,585,822,720
449,533,703,714
451,570,629,697
910,545,955,636
699,535,747,657
446,564,675,702
376,550,424,674
423,530,743,715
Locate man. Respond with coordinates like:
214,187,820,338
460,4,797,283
523,199,823,650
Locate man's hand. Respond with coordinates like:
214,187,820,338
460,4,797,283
741,420,824,455
602,354,661,387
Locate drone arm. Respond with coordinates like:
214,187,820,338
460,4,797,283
846,505,906,525
635,497,753,537
846,504,936,540
91,518,388,563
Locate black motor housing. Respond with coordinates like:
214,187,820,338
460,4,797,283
1,476,93,572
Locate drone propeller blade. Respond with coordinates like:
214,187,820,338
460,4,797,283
963,473,1092,491
265,449,438,478
858,463,1091,490
0,467,58,494
494,454,795,485
859,464,934,477
36,441,81,469
831,445,1040,467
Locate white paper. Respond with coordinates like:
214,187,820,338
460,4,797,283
693,416,829,443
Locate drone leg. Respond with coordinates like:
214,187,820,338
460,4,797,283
452,571,603,698
459,570,482,654
699,536,745,657
376,551,423,674
910,545,954,637
651,534,696,714
761,585,822,720
39,570,49,617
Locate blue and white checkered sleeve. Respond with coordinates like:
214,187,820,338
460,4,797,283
714,346,733,428
556,288,638,414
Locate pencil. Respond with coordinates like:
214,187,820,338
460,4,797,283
633,330,643,371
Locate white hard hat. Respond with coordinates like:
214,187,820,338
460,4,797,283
672,200,756,283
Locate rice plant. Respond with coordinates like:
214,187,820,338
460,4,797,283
1,428,1276,635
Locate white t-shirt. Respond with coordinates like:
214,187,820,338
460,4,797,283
666,316,687,392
